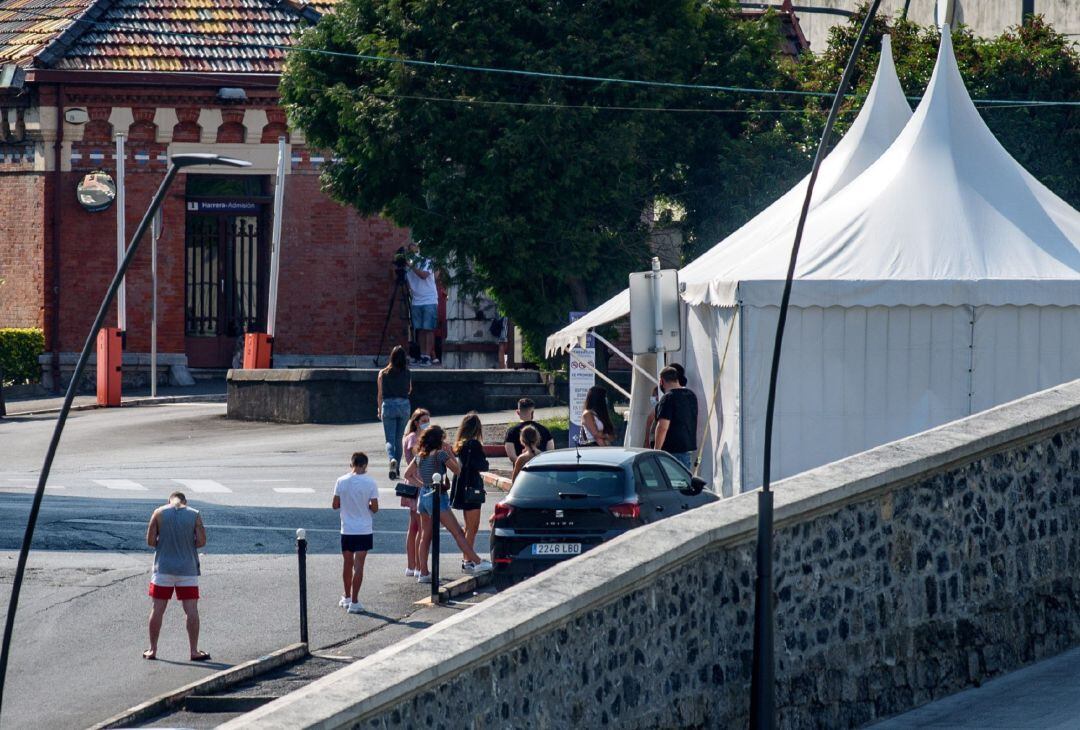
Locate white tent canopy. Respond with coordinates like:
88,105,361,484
685,28,1080,309
545,35,913,356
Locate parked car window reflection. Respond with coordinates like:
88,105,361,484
656,454,692,490
512,468,624,499
635,458,667,492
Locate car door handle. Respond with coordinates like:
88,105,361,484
655,505,664,512
681,504,690,510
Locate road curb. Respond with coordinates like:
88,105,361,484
480,471,511,492
8,393,225,417
438,571,493,602
86,642,307,729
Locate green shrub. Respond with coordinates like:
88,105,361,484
0,328,45,385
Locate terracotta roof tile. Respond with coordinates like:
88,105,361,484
0,0,340,72
0,0,96,65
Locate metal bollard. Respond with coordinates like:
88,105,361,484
296,528,308,645
431,473,442,604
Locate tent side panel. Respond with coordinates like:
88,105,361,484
740,305,972,491
971,306,1080,413
683,304,740,497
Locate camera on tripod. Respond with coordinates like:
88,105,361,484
393,247,409,283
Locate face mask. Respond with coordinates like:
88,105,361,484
649,396,658,408
419,421,430,431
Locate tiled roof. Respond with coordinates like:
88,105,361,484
0,0,95,66
53,0,324,73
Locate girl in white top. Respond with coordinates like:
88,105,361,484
580,386,615,446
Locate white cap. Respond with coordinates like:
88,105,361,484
296,528,306,541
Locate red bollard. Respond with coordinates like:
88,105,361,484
96,327,123,407
243,333,273,369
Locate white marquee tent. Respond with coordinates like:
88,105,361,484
548,29,1080,496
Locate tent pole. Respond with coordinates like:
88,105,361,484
590,330,658,385
751,3,883,727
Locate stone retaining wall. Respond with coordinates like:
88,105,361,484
223,380,1080,729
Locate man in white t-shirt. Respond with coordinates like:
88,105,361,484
405,240,439,366
332,452,380,614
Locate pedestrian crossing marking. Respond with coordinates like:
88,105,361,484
93,479,147,491
273,487,315,494
174,479,231,494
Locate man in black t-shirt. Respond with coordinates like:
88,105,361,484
503,397,555,458
654,366,699,471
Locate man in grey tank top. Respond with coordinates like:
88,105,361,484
144,492,209,661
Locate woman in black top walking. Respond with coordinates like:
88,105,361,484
377,346,412,480
452,413,488,565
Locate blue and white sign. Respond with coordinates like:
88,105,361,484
568,311,596,447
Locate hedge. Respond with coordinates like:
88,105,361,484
0,328,45,385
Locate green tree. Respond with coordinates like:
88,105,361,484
281,0,786,357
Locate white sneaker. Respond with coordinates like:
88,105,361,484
347,601,364,614
465,560,493,574
405,568,417,577
461,561,476,572
417,573,432,584
389,459,399,480
338,595,350,608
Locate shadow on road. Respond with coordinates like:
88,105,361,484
0,494,490,555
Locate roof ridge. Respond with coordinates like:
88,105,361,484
275,0,322,24
34,0,116,69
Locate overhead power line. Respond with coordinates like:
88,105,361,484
6,7,1079,109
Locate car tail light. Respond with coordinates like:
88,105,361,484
493,502,514,521
608,502,640,519
493,557,513,564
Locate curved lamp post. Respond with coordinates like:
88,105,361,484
0,153,252,718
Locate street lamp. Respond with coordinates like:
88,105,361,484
0,153,252,719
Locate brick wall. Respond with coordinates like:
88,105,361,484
55,163,187,354
0,173,47,329
274,174,410,357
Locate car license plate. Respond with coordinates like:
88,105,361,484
532,543,581,556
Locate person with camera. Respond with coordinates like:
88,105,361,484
405,240,440,366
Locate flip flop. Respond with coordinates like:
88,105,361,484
142,650,156,660
190,651,211,662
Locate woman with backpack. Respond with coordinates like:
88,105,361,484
377,345,412,480
451,413,488,565
405,425,492,582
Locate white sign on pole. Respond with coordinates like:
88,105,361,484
568,346,595,447
628,264,681,355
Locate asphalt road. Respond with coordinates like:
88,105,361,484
0,403,513,730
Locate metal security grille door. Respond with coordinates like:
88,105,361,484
184,211,267,367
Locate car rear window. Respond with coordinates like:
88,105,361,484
511,468,625,500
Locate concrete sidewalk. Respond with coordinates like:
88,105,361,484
2,380,227,416
870,646,1080,729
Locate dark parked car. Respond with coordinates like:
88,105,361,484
489,447,717,586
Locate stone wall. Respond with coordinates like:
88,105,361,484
223,380,1080,730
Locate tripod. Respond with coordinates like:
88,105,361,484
372,269,414,366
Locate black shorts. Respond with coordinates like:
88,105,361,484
341,533,374,553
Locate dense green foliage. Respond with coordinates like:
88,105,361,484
281,0,788,357
282,2,1078,359
0,328,44,385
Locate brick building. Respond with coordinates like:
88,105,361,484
0,0,505,386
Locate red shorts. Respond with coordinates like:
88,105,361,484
148,583,199,600
149,573,200,601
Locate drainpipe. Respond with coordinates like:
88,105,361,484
49,83,63,393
